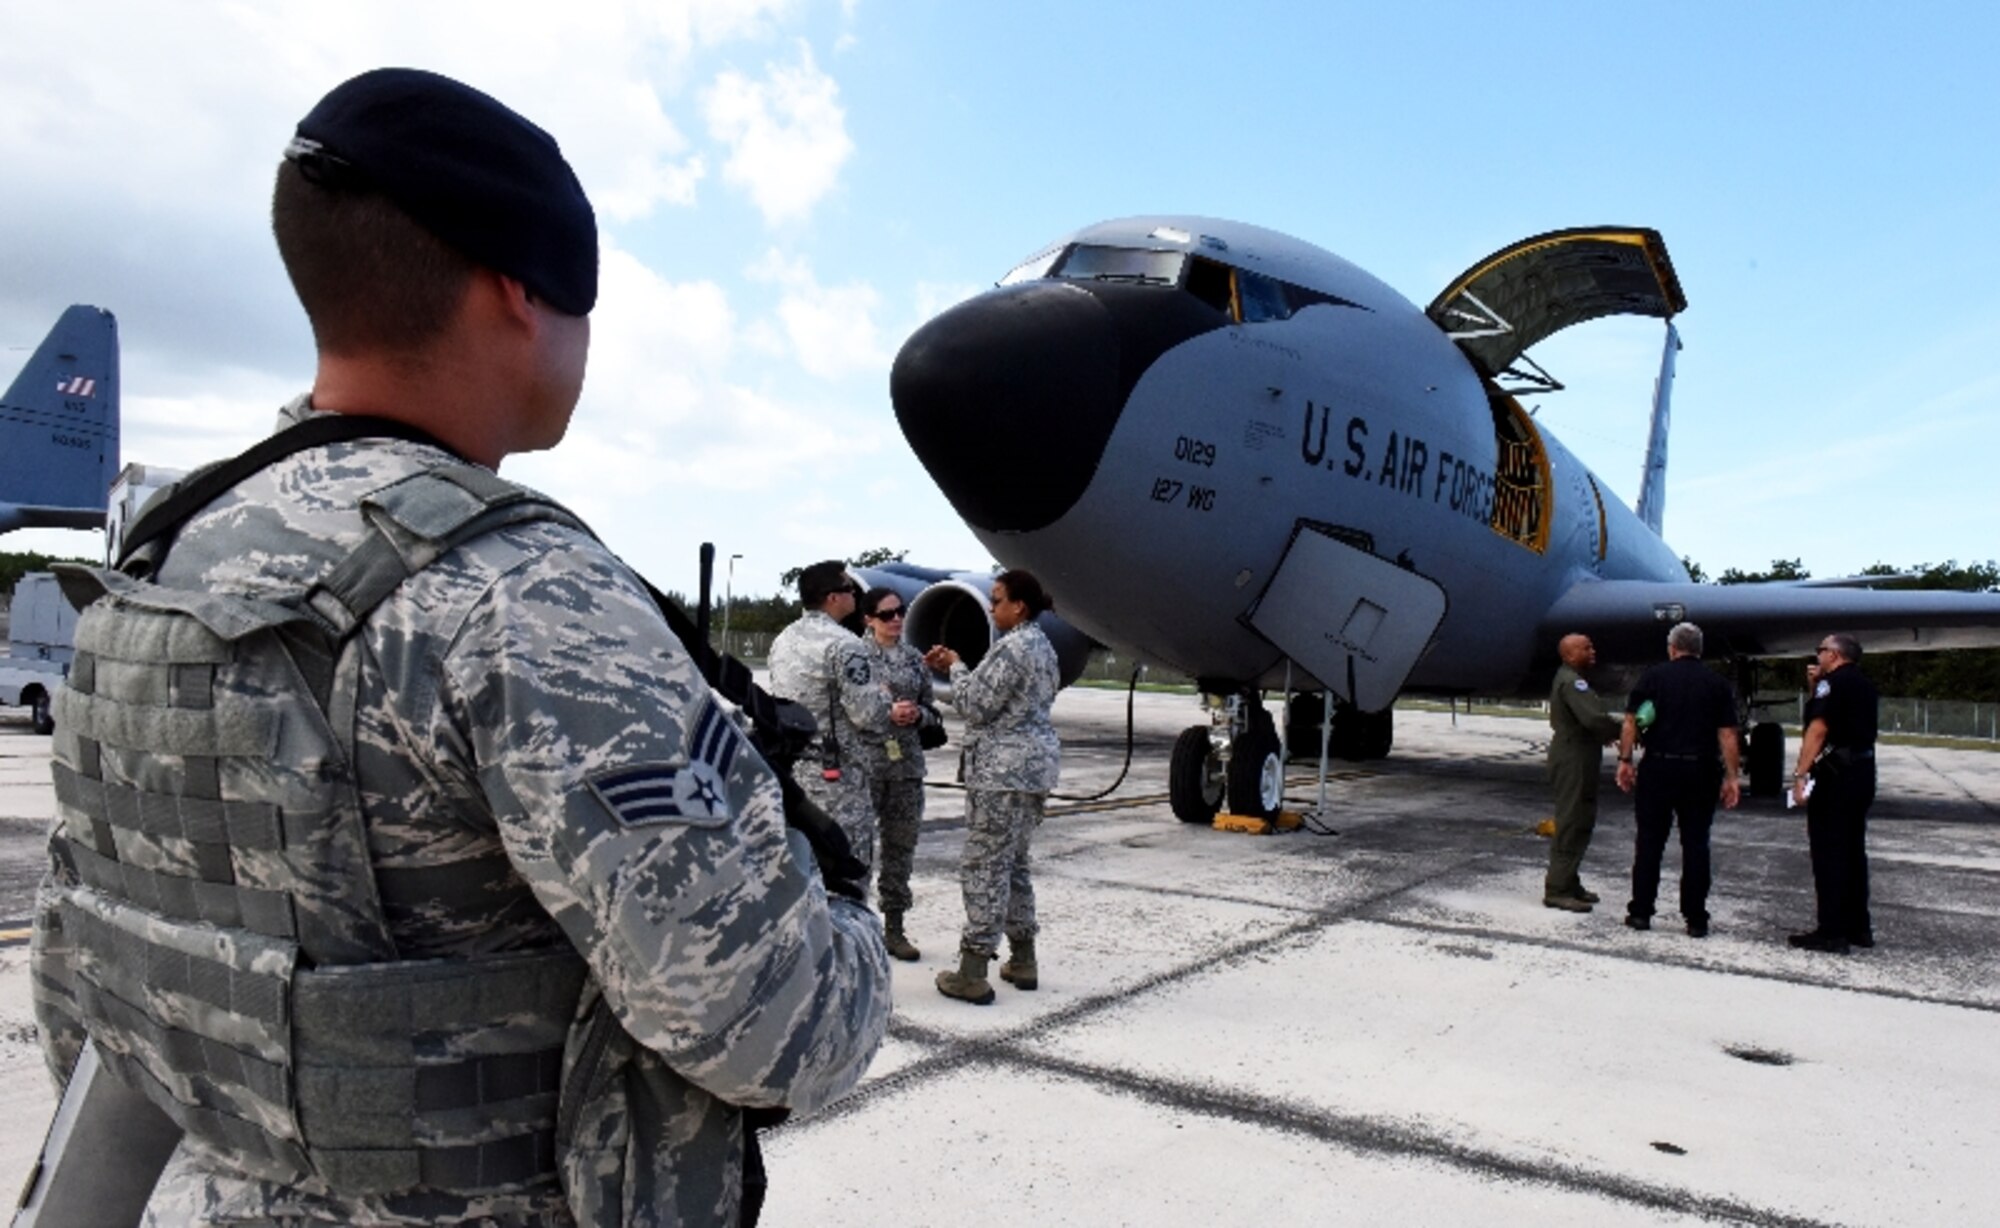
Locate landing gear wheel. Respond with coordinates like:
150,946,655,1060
1169,726,1225,824
1330,703,1393,761
29,690,53,737
1748,721,1785,798
1285,693,1328,758
1227,718,1283,820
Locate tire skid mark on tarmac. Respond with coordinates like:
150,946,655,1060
980,1049,1842,1228
790,853,1840,1226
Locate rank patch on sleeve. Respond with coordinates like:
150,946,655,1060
587,701,743,828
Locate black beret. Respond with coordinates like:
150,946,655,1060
289,67,597,315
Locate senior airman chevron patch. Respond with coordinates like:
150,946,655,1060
587,702,743,828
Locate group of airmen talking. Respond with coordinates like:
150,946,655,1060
23,66,1063,1227
764,561,1063,1006
1543,621,1880,952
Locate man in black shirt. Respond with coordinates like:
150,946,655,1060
1615,622,1742,937
1788,633,1880,954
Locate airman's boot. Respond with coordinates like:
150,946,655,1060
883,912,920,962
935,949,995,1005
998,937,1038,991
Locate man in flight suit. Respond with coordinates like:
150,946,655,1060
1544,633,1623,912
1789,633,1880,954
31,68,888,1227
1615,621,1741,938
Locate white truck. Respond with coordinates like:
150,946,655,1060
2,463,183,734
0,573,78,734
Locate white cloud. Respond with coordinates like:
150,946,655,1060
702,42,854,226
747,249,888,380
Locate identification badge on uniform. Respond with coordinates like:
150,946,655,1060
885,739,903,763
844,657,871,686
1574,679,1589,692
1815,680,1831,699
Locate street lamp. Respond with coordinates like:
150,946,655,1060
720,553,742,656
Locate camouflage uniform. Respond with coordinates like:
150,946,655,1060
767,612,889,874
37,400,890,1227
946,622,1060,958
842,636,940,916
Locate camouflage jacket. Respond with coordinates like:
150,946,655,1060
766,611,889,775
840,636,940,781
42,399,890,1226
947,621,1061,793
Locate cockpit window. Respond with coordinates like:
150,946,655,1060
1236,270,1292,323
999,248,1062,286
1003,240,1364,324
1052,245,1187,286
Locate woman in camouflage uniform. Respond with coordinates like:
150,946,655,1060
923,570,1062,1005
852,587,943,961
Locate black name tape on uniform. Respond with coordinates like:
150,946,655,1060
587,703,742,828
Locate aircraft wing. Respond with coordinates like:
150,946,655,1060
1541,578,2000,662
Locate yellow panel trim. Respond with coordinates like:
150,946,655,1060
1436,231,1663,309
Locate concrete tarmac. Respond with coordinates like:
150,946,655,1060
2,687,1996,1226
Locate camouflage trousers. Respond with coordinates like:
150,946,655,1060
957,789,1045,958
802,764,877,874
870,775,924,916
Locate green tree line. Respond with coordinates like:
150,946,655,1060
1690,557,2000,700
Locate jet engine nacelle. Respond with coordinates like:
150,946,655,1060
854,568,1093,689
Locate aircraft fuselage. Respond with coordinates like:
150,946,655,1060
893,218,1686,698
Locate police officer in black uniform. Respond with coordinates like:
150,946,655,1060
1788,632,1879,954
1615,621,1741,937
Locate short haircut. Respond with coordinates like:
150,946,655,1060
1667,621,1704,657
797,560,855,609
996,568,1054,616
272,161,474,355
860,587,902,619
1827,632,1862,662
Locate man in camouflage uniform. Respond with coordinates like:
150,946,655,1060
1544,632,1623,912
31,68,888,1227
922,571,1061,1005
846,589,943,961
766,561,890,874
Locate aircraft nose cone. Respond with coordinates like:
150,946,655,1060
892,281,1121,533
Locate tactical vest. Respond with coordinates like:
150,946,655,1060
42,448,591,1198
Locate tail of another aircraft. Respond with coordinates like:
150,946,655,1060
1634,321,1679,536
0,306,120,535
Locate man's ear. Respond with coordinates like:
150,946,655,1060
488,271,539,333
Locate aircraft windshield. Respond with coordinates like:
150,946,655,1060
1054,245,1187,286
999,248,1062,286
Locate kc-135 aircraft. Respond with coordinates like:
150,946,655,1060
870,218,2000,824
0,305,119,536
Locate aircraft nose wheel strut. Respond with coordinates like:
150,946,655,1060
1169,689,1302,832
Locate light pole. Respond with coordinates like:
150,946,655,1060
720,553,742,656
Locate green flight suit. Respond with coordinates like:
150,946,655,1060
1546,663,1623,898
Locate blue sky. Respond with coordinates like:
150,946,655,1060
2,1,1996,597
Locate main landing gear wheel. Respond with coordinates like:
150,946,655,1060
1748,721,1785,798
1227,711,1283,820
1170,726,1225,824
1329,702,1394,761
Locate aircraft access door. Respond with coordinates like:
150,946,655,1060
1247,525,1447,713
